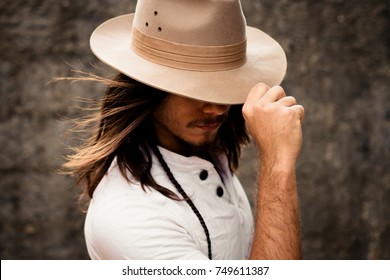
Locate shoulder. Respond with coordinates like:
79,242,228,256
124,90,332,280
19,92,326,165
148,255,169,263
85,161,207,259
89,159,175,219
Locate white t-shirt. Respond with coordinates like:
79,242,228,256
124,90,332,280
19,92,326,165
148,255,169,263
84,147,254,259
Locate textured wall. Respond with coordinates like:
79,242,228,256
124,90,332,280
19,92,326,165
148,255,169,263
1,0,389,259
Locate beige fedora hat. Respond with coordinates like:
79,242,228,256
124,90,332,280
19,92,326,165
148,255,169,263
90,0,287,104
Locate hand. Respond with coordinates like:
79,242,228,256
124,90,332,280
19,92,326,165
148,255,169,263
242,83,305,168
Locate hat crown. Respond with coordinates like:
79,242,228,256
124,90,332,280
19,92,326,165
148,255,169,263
90,0,287,104
133,0,246,46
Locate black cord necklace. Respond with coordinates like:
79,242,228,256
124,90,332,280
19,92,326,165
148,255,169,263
151,145,212,260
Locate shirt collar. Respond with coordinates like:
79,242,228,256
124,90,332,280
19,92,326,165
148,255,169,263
156,146,229,172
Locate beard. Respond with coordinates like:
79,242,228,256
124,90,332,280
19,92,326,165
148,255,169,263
152,98,228,156
172,129,217,153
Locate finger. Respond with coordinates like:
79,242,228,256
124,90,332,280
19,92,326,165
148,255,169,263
262,85,286,103
277,96,297,107
245,83,270,104
290,104,305,122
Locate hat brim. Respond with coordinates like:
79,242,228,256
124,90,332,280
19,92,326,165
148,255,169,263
90,14,287,104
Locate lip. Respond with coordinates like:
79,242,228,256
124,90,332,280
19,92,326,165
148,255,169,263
195,122,221,131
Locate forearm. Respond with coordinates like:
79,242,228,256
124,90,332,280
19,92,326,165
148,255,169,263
242,83,304,259
249,160,302,260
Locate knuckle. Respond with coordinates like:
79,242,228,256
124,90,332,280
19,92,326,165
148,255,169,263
242,105,249,115
272,85,285,94
273,85,284,91
282,108,297,120
242,104,253,118
269,86,286,100
254,82,269,92
296,104,304,113
289,96,297,104
283,107,294,117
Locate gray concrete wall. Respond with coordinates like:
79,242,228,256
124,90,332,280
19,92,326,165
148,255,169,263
1,0,389,259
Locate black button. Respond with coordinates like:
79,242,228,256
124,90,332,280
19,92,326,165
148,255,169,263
199,170,208,180
216,186,224,197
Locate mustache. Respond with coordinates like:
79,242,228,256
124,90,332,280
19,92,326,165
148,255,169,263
187,115,227,127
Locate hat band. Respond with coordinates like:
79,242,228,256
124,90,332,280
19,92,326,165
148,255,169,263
131,27,247,72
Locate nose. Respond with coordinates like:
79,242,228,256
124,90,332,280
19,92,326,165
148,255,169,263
202,103,230,116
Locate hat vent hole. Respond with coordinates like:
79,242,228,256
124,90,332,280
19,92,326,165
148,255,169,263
154,11,158,16
158,27,162,32
145,22,148,27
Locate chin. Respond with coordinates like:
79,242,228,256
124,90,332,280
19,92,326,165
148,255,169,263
192,137,217,149
176,131,218,150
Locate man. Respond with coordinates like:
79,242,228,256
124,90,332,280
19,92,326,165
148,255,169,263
65,0,304,260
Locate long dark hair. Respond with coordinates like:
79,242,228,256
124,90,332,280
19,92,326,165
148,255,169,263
63,73,249,202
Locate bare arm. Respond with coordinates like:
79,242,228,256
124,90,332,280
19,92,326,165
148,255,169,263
242,83,305,259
